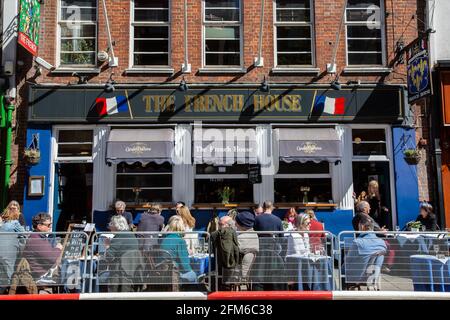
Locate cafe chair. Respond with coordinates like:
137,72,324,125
144,249,180,292
8,258,38,294
229,251,257,291
346,252,384,291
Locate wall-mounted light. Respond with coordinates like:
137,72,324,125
330,76,341,90
179,77,188,91
260,76,269,92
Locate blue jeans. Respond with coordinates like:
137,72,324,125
180,270,197,283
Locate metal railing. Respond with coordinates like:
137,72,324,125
338,231,450,292
0,231,89,294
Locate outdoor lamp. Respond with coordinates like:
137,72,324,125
179,77,188,91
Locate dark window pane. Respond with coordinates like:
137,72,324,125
346,8,380,22
61,8,96,21
117,162,172,173
205,0,240,8
206,53,240,65
61,0,96,7
348,39,381,51
347,0,380,9
194,179,252,203
352,143,386,155
196,164,248,174
205,39,240,52
274,178,332,203
352,129,386,142
60,24,96,38
348,52,382,65
277,26,311,38
58,144,92,157
276,0,310,9
134,54,168,65
276,9,310,22
61,39,95,52
277,161,330,174
116,189,172,203
352,129,387,156
116,174,172,188
134,26,168,38
134,40,168,52
347,25,381,38
134,9,168,22
59,130,93,143
205,9,240,22
277,53,312,65
134,0,169,8
60,52,95,65
277,39,311,52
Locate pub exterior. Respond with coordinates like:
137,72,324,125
8,0,431,232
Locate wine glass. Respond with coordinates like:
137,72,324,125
433,244,439,257
395,226,400,232
421,225,426,232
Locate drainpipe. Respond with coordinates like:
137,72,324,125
0,96,14,209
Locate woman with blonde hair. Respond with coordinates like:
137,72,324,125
2,201,26,227
287,213,311,256
176,206,199,254
366,180,389,228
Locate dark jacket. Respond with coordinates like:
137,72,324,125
22,233,62,278
105,233,140,263
416,214,437,231
160,233,193,273
137,213,165,250
352,212,382,231
211,228,240,269
254,213,283,235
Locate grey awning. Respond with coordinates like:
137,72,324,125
193,128,257,165
106,129,174,165
276,128,342,163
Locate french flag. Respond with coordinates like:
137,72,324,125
314,95,345,115
96,96,128,116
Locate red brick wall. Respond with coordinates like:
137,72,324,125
7,0,429,205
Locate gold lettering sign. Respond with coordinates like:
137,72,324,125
143,95,175,113
253,94,302,112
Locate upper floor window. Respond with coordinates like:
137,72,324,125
352,129,387,156
58,0,97,67
131,0,170,67
345,0,385,66
274,0,314,67
57,129,93,158
203,0,242,67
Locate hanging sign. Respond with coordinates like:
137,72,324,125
407,37,431,103
18,0,41,56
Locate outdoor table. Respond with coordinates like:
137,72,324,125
410,254,450,292
285,254,333,291
190,253,209,275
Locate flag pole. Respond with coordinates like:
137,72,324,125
125,90,134,120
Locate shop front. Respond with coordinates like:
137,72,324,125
22,84,416,234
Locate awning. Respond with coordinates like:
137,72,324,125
275,128,342,163
193,128,257,165
106,129,174,165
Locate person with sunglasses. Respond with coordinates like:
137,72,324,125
286,213,311,256
415,202,437,231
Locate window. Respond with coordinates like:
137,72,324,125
352,129,387,156
203,0,242,67
274,0,314,66
57,130,93,158
131,0,170,67
58,0,97,66
274,161,332,203
116,162,172,203
345,0,385,66
194,164,253,203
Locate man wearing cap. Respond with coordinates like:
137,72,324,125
235,211,259,278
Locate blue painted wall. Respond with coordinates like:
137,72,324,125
392,127,420,228
22,126,52,227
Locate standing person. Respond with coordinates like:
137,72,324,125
137,203,165,250
254,201,283,234
283,208,298,231
415,202,437,231
175,201,185,210
2,201,26,227
304,209,325,251
253,204,263,216
176,206,199,254
108,201,134,230
360,180,389,228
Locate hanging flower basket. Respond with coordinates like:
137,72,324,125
403,149,421,165
24,148,41,165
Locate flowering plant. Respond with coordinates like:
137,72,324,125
217,186,235,204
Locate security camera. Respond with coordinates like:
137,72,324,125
3,61,14,75
35,56,55,71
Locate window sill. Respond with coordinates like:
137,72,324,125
343,67,392,75
271,67,320,75
124,68,174,74
198,67,247,74
51,68,101,75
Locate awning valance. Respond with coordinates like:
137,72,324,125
193,128,257,165
106,129,174,165
276,128,342,163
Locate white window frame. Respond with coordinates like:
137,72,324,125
56,0,98,68
345,0,386,67
54,127,95,163
273,0,316,68
351,127,388,161
202,0,243,68
129,0,171,69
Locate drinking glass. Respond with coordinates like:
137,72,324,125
25,226,30,232
433,244,439,257
421,225,426,232
395,226,400,232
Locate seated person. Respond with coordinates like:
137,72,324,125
344,215,387,284
352,201,385,231
235,211,259,278
22,213,63,279
283,208,298,231
108,200,134,230
160,216,197,283
305,209,325,252
287,213,311,256
137,203,165,251
415,202,437,231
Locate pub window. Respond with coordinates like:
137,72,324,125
131,0,170,67
116,162,172,204
57,130,93,158
194,164,253,203
274,161,332,203
203,0,242,67
345,0,385,66
274,0,314,67
58,0,97,66
352,129,387,156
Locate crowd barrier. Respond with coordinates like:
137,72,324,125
0,230,449,295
